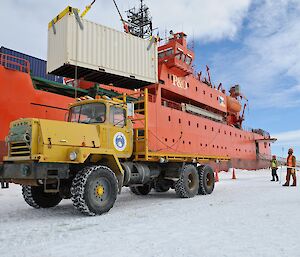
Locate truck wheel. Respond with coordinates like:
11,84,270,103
174,164,199,198
71,166,118,216
129,184,152,195
154,180,170,192
22,185,62,208
198,165,215,195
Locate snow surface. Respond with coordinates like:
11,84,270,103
0,169,299,257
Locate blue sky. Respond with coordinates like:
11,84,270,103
1,0,299,158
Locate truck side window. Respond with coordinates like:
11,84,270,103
110,106,126,127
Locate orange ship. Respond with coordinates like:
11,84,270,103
140,32,274,170
0,32,274,171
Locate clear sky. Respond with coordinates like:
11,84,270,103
1,0,299,158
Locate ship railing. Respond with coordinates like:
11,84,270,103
0,53,30,73
161,97,182,110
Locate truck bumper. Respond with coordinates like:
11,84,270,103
0,162,70,180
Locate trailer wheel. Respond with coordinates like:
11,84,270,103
71,166,118,216
129,184,152,195
22,185,62,209
198,165,215,195
174,165,199,198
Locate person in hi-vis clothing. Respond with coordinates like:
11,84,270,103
283,148,297,187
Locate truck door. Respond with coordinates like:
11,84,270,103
109,105,132,157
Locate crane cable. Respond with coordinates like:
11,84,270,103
80,0,97,18
112,0,130,33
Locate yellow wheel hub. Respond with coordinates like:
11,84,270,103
96,185,104,196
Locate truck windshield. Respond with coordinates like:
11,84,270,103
69,103,106,124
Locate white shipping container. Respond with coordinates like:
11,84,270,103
47,14,158,88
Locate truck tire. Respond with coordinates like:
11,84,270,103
198,165,215,195
22,185,62,209
129,184,152,195
71,166,118,216
174,164,199,198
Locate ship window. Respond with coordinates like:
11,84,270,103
269,143,270,147
212,127,214,132
203,90,206,95
218,129,221,133
168,74,170,79
205,144,208,147
240,135,242,138
166,49,174,56
173,139,175,143
165,138,168,142
158,52,165,59
196,87,198,92
179,118,181,124
230,132,232,136
225,147,227,150
187,83,190,88
197,123,199,128
110,106,126,127
189,141,191,145
188,121,191,126
168,116,171,122
183,141,185,144
176,53,181,60
213,145,215,148
181,54,186,62
186,55,192,65
200,143,203,146
210,94,213,98
205,125,207,130
224,131,227,135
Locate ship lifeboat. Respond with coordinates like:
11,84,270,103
226,96,242,113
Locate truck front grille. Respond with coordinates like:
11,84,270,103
10,142,31,157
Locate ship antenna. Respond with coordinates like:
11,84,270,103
126,0,153,38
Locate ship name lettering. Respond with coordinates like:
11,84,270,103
172,75,188,90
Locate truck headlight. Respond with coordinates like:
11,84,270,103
69,152,77,161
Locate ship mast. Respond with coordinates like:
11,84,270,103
126,0,153,39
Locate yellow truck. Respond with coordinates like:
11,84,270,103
0,90,228,216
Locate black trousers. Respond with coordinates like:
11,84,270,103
271,168,279,181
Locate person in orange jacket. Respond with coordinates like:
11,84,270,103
283,148,297,187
